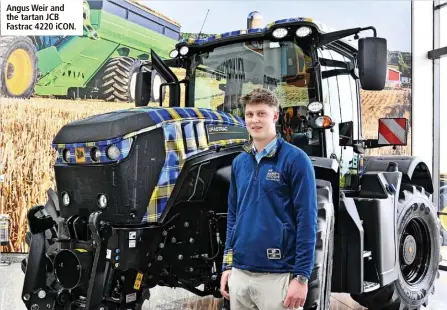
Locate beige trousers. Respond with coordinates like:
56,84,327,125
228,267,302,310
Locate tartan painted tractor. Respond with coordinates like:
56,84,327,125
0,0,179,102
21,15,443,310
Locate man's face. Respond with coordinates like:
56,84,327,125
244,102,279,141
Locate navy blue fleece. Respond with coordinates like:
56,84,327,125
222,137,318,279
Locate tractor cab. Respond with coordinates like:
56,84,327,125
135,15,403,190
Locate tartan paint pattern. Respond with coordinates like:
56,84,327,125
142,107,247,223
51,106,247,223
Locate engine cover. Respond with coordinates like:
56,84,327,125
51,107,248,224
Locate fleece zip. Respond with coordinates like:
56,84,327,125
222,136,318,279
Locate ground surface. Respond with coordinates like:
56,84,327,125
1,247,447,310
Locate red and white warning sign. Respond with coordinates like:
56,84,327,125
378,118,407,145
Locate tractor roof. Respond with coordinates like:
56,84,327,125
178,17,358,50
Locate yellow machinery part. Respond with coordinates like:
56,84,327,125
4,48,33,96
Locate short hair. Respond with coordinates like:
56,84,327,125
240,88,280,111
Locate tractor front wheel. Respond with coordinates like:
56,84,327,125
351,184,442,310
0,36,38,99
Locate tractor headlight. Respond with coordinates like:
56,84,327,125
62,148,71,163
97,194,108,209
62,192,70,206
90,147,101,162
272,28,288,39
308,101,323,113
296,26,312,37
179,46,189,56
106,145,120,160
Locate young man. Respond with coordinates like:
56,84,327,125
220,88,318,310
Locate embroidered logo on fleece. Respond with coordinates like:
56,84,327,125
266,169,280,182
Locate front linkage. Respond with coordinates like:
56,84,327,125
21,191,224,310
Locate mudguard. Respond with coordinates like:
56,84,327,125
362,156,433,194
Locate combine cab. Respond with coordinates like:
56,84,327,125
0,0,179,102
21,13,443,310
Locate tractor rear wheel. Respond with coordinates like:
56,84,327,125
0,36,38,99
99,56,142,103
351,184,442,310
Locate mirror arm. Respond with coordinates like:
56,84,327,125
317,26,377,48
353,139,399,150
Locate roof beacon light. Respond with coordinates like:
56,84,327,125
272,28,288,39
296,26,312,37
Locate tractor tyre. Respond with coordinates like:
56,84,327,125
0,36,38,99
99,56,142,103
304,180,334,310
351,184,442,310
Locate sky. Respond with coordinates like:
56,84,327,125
141,0,412,52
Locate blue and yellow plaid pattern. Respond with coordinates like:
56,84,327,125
141,107,247,223
181,17,314,45
52,107,247,223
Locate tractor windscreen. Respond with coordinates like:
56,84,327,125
188,38,321,155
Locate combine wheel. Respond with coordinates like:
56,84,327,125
351,184,442,310
99,56,142,103
0,36,38,99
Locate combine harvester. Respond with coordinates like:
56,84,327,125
0,0,180,103
20,11,445,310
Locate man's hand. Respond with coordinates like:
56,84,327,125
283,278,308,309
220,270,231,300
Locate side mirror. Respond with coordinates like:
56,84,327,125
339,121,354,146
134,71,152,107
358,37,387,90
377,118,408,146
339,121,365,154
160,82,181,107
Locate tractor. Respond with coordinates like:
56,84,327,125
21,15,442,310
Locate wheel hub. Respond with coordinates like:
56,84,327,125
399,216,431,285
402,235,417,264
7,63,15,79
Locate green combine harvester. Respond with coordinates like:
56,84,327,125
0,0,180,103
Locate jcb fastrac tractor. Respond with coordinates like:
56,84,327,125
21,15,443,310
